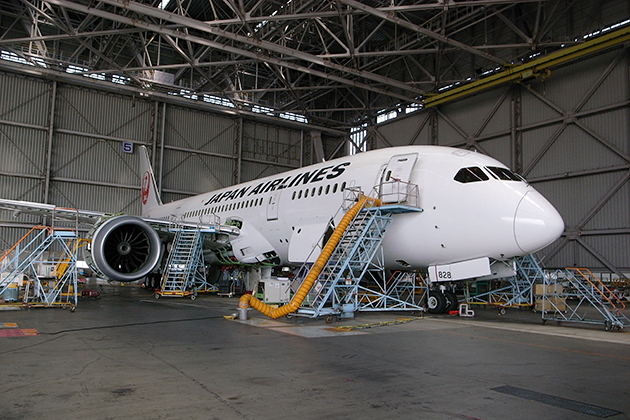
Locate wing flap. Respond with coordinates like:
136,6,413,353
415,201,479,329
0,198,106,227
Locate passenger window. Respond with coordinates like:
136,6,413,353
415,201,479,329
341,182,346,191
298,190,302,199
454,167,489,183
333,183,338,193
305,189,309,198
486,166,523,181
325,185,330,194
292,191,296,200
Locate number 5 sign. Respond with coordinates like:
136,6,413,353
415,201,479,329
122,142,134,153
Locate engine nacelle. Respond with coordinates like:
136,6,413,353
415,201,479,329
87,216,162,282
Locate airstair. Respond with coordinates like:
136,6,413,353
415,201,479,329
154,225,209,299
295,203,393,318
293,187,424,320
0,226,79,310
540,268,630,331
239,183,424,321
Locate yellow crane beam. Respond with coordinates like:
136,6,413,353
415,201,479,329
423,25,630,108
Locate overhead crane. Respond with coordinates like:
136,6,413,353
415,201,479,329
423,25,630,108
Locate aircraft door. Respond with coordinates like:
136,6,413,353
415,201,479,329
380,153,418,203
266,190,281,220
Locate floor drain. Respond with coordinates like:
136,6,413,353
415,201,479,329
492,385,622,418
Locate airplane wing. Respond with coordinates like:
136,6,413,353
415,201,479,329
0,198,241,235
0,198,106,228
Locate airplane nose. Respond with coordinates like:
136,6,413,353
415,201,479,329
514,191,564,254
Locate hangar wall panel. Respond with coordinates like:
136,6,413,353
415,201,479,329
373,112,430,147
580,110,630,154
375,48,630,273
52,133,140,185
0,73,50,126
439,89,513,145
165,106,234,156
0,125,48,176
161,148,233,195
55,86,154,141
241,121,302,170
49,181,139,215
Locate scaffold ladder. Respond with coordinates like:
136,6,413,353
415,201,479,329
465,254,543,310
511,254,545,305
0,227,78,309
294,207,391,317
294,201,423,318
296,206,393,318
542,268,630,331
155,226,206,299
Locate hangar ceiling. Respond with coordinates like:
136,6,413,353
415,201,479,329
1,0,626,129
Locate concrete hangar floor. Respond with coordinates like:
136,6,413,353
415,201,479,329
1,283,628,420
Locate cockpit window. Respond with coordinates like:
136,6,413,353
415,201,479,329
486,166,525,182
454,167,489,183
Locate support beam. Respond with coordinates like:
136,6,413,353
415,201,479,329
81,0,423,99
42,80,56,206
311,130,325,163
338,0,504,66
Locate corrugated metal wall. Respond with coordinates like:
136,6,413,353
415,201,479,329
375,48,630,274
0,71,306,249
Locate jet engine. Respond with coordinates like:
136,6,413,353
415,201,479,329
87,216,163,282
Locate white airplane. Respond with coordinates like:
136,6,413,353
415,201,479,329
0,145,564,302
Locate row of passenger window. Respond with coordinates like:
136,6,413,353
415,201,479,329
454,166,525,184
184,197,265,219
184,180,348,218
291,181,347,200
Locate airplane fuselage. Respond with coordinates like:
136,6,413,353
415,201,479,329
143,146,564,271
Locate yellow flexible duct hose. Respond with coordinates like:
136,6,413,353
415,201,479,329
239,194,379,319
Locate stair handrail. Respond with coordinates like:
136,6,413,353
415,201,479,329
239,194,380,319
566,267,626,311
0,226,53,266
370,178,419,207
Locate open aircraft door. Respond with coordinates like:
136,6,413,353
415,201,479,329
379,153,418,203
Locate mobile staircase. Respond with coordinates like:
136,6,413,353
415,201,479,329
154,225,212,299
296,188,422,322
239,183,424,321
0,226,79,310
540,268,630,331
295,192,423,320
